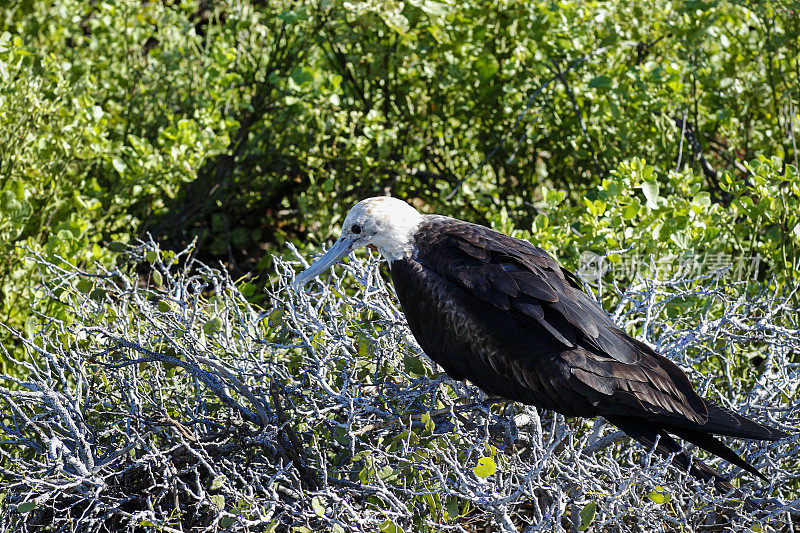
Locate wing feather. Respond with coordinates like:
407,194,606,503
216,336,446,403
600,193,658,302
406,215,708,424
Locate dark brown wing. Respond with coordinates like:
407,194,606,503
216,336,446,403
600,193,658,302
395,215,709,425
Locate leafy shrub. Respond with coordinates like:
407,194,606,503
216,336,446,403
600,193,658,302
0,1,799,525
508,156,799,287
1,0,798,324
0,1,239,364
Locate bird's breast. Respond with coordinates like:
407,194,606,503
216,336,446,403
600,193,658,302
389,257,589,414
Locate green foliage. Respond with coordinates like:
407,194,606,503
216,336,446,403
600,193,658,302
15,501,35,514
0,0,797,341
252,0,800,258
0,0,236,367
516,156,800,283
646,486,672,505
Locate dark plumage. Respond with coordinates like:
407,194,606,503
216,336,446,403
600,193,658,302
294,198,789,489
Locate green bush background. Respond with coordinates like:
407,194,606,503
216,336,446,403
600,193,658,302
0,0,797,377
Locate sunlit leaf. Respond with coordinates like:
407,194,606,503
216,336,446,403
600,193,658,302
578,502,596,531
473,457,496,478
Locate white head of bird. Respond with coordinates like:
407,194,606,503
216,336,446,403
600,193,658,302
292,197,423,290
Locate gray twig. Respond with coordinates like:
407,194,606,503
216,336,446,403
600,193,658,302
1,240,798,532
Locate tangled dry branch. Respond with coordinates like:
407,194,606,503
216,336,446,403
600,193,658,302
0,240,798,532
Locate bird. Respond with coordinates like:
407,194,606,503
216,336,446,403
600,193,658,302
292,196,788,489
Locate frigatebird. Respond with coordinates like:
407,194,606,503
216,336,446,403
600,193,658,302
293,196,787,488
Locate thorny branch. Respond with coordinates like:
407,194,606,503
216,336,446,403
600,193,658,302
0,240,798,532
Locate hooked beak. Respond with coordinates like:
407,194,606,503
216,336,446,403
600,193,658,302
292,236,356,291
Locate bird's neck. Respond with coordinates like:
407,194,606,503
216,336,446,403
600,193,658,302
373,216,423,263
377,240,415,263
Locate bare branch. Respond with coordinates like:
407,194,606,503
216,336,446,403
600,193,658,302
1,241,798,532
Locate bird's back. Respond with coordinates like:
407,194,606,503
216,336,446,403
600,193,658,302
389,215,786,484
391,215,704,421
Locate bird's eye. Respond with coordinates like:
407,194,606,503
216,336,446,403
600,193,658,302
351,224,362,234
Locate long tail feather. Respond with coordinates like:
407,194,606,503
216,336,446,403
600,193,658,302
667,426,767,481
698,402,789,441
607,415,735,492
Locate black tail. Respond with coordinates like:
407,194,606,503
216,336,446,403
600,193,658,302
666,425,766,481
607,415,736,492
607,402,788,489
697,402,788,441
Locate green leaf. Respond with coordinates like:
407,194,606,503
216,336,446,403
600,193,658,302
414,0,451,16
651,220,664,240
23,317,36,338
646,486,672,504
90,289,106,301
533,213,549,231
278,9,299,22
210,494,225,509
473,457,496,478
145,250,158,263
210,475,226,490
266,308,284,327
421,492,441,513
578,501,596,531
669,232,689,249
16,501,36,513
584,198,606,217
692,192,711,207
378,465,397,481
446,497,461,521
356,336,372,358
420,411,435,434
311,495,326,516
403,355,426,376
203,317,222,334
588,75,612,89
56,229,74,243
474,56,499,80
622,198,640,220
139,519,156,527
111,157,126,175
240,282,257,297
642,180,660,209
291,66,314,87
157,300,172,313
9,180,25,200
380,520,406,533
108,241,128,253
0,190,21,213
219,515,236,528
